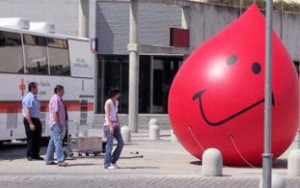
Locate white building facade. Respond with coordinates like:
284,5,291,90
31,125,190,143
0,0,299,116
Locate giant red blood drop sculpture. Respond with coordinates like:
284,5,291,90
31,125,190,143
168,4,299,166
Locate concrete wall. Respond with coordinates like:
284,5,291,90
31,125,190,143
189,3,300,61
1,1,298,60
0,0,97,38
0,0,78,36
96,1,182,54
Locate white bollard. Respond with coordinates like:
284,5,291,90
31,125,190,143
149,118,158,126
202,148,223,176
259,173,286,188
170,129,177,142
288,149,300,177
149,118,160,140
121,126,131,144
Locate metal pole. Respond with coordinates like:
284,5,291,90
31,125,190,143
128,0,139,133
262,0,273,188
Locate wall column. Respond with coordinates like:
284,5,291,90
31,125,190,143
128,0,139,133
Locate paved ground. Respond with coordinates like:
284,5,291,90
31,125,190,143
1,129,300,188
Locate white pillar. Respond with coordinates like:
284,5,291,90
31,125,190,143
79,0,89,38
202,148,223,176
128,0,139,133
288,149,300,176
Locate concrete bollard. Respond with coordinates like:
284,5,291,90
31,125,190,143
121,126,131,144
288,149,300,177
202,148,223,176
149,118,160,140
259,173,286,188
149,118,157,126
170,129,177,142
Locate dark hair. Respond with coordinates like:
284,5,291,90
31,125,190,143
54,85,64,94
28,82,37,92
109,88,120,98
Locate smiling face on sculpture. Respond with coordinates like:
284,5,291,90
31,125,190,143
168,4,299,166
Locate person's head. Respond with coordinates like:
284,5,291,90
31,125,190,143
28,82,38,94
54,85,64,97
109,88,120,100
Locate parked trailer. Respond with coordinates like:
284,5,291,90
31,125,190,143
0,26,95,144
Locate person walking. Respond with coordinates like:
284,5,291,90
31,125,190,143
103,88,124,169
22,82,43,161
45,85,68,167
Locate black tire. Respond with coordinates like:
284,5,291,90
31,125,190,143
85,152,89,157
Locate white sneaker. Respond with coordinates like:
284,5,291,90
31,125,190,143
106,165,116,170
112,163,120,169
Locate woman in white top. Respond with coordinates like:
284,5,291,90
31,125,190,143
103,88,124,169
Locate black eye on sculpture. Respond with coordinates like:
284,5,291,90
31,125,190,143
252,62,261,75
227,55,238,66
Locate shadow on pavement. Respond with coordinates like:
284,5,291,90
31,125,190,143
272,158,287,169
190,160,202,166
0,143,26,160
68,163,98,167
120,166,159,170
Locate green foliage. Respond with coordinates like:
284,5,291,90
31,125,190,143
205,0,300,12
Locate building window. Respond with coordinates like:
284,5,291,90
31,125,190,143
97,54,183,114
151,56,182,113
0,31,24,73
23,34,48,75
97,55,129,113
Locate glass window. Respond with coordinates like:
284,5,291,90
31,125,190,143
103,55,129,113
152,56,183,113
47,38,70,76
23,34,48,75
96,55,183,114
139,56,151,113
0,31,24,73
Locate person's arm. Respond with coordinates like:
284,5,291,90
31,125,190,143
116,112,120,125
50,97,60,125
52,111,59,125
25,108,35,131
105,102,114,134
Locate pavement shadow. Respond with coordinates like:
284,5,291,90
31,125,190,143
68,163,98,167
120,155,144,159
272,158,287,169
0,143,27,160
190,160,202,166
119,166,159,170
190,159,288,170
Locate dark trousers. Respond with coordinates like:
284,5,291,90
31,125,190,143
23,118,42,158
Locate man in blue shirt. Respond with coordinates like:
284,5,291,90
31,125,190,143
22,82,43,161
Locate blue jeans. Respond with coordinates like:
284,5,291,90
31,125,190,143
45,124,65,164
104,126,124,168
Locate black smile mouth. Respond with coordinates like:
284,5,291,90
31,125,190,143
192,90,275,126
